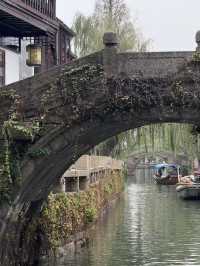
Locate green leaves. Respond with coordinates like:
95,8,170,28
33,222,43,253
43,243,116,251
72,0,150,57
85,207,97,223
0,118,41,206
38,172,124,251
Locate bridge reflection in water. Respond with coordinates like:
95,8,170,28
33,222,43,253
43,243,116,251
131,163,155,184
41,173,200,266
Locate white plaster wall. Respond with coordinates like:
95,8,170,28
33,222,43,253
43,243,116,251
4,49,19,85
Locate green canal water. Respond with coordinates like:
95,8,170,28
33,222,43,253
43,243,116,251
43,177,200,266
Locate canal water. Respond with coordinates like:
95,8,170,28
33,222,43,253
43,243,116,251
43,173,200,266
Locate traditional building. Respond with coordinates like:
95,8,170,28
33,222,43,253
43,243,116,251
0,0,75,86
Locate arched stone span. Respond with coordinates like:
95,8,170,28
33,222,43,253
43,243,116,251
1,32,200,264
126,151,190,176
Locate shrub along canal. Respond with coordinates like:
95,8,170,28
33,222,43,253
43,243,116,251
41,175,200,266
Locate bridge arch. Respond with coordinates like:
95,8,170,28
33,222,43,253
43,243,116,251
1,32,200,264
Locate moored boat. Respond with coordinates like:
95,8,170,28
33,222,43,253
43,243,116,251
153,163,180,185
176,172,200,200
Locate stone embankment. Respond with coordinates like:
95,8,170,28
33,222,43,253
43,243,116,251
28,155,124,261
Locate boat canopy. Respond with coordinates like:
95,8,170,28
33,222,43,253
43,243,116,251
154,163,179,170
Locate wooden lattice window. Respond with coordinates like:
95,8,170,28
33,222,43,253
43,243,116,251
0,49,5,87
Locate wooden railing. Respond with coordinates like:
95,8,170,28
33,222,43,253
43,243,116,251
64,155,124,178
19,0,56,19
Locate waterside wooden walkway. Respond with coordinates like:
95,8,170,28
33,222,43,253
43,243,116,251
55,155,124,193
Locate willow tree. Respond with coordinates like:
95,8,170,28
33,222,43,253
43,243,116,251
110,123,200,164
72,0,149,57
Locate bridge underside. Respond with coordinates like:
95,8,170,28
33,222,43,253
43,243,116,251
0,34,199,264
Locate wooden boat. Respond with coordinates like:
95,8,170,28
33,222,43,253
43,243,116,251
153,163,180,185
176,173,200,200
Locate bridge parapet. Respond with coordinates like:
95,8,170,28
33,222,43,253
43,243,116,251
0,33,195,125
102,32,194,79
116,51,193,79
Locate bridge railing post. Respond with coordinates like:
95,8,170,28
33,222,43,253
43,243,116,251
103,32,118,78
196,31,200,52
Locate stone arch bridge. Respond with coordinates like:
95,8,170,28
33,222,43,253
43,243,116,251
1,32,200,264
126,151,190,177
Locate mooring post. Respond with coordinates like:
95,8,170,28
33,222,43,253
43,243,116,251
103,32,119,78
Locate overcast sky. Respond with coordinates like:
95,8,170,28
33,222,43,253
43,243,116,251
57,0,199,51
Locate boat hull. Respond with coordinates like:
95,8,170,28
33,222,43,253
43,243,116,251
176,184,200,200
154,175,178,185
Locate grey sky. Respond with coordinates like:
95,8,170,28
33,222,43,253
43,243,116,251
57,0,199,51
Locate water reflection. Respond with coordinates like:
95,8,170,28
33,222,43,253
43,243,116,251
42,172,200,266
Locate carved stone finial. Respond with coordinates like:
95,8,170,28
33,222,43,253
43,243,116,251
196,31,200,51
103,32,118,47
